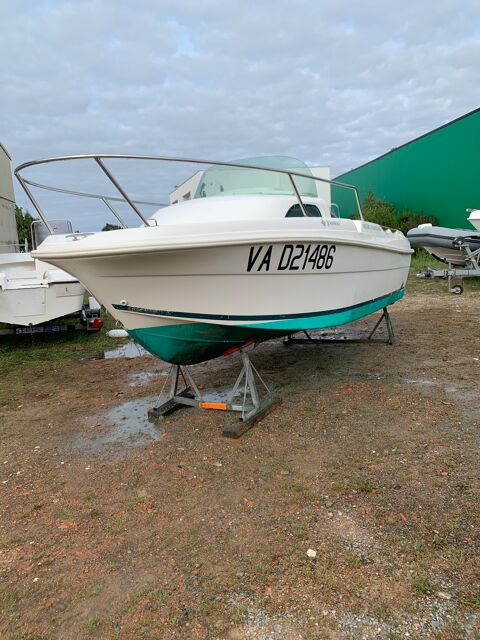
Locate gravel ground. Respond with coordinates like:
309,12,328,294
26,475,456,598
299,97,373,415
0,284,479,640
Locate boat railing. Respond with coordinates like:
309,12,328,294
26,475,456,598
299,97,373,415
14,154,364,234
0,239,29,253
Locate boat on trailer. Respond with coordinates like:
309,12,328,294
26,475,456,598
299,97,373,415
0,221,101,331
407,213,480,294
16,154,412,433
407,223,480,266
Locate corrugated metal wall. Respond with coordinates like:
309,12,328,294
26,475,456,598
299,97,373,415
0,144,19,252
332,107,480,229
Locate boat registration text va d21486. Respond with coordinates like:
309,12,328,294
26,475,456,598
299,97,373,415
247,243,336,273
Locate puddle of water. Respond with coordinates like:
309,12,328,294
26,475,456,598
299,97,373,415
444,384,480,419
70,364,266,455
71,396,164,454
128,370,159,387
104,340,151,360
405,378,436,386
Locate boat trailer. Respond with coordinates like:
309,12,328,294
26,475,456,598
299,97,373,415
0,297,103,336
416,237,480,294
148,343,277,438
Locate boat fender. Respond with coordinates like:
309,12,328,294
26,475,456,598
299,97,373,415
107,329,129,338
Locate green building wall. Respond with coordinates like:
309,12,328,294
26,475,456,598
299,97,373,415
332,107,480,228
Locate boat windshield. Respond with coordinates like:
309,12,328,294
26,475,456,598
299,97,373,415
194,156,318,199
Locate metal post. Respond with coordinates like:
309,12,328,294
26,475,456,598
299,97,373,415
16,177,55,234
288,173,309,217
243,351,259,409
94,157,150,226
353,188,364,220
101,198,128,229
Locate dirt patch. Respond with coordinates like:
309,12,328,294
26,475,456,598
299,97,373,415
0,287,479,639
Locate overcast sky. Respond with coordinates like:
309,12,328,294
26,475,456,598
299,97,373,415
1,0,480,229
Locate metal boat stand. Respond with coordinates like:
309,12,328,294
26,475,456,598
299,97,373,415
283,306,395,346
148,347,277,438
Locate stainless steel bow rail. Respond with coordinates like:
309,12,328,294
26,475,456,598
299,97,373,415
15,154,364,233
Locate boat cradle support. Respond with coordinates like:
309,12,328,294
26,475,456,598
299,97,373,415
148,349,278,438
283,306,395,346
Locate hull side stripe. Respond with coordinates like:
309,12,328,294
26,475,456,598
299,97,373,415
113,287,404,322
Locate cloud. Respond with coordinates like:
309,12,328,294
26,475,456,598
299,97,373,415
1,0,479,228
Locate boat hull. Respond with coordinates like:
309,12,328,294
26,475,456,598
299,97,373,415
128,288,405,364
34,230,411,363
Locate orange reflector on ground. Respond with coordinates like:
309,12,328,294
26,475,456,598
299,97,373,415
199,401,227,411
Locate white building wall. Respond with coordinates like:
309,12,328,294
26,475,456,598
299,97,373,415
169,171,203,204
0,143,19,253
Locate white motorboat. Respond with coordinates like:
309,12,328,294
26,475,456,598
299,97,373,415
0,249,86,326
18,154,412,364
0,221,88,327
467,208,480,231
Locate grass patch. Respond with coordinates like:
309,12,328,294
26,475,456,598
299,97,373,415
410,249,443,272
0,311,118,377
1,534,26,547
148,588,168,604
228,604,247,625
374,606,390,622
346,554,362,568
286,481,317,503
0,585,19,613
270,459,291,473
414,576,435,596
459,592,480,609
446,549,464,563
347,476,376,493
291,522,308,539
87,617,101,631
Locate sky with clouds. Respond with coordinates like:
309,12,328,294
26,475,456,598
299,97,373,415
1,0,480,228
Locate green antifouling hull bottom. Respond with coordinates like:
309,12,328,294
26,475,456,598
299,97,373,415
128,289,404,365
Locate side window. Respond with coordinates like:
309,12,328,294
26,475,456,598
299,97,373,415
286,204,322,218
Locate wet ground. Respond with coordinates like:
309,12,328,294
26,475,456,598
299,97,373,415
68,396,166,455
104,341,150,360
0,284,479,639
